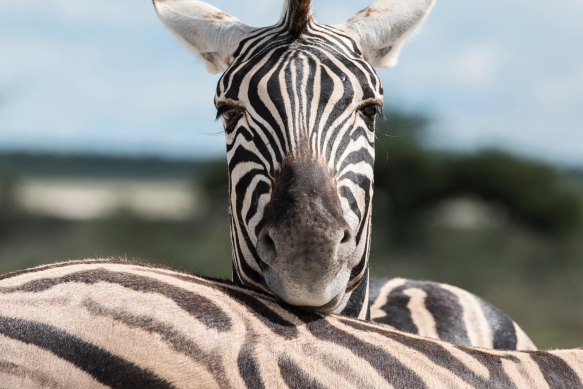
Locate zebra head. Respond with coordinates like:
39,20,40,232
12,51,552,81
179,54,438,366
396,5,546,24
154,0,434,318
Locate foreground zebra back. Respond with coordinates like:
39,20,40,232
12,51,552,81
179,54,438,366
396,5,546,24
1,260,580,388
369,277,536,351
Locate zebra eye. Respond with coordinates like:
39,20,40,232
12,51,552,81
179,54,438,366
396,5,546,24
359,103,382,121
216,104,245,130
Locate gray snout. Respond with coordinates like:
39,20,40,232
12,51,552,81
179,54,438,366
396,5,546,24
257,215,354,270
256,159,357,307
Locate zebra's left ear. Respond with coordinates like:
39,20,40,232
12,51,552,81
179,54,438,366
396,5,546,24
153,0,255,74
338,0,435,68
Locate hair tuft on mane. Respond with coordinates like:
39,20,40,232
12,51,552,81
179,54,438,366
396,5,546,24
285,0,312,36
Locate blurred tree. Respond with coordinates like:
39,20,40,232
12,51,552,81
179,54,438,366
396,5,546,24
373,108,445,242
196,159,229,224
0,173,21,241
373,108,582,242
447,151,580,233
0,173,19,214
198,159,228,202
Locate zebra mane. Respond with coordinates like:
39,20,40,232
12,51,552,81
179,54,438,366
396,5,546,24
283,0,312,35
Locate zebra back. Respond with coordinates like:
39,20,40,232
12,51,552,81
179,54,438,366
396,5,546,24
1,260,580,388
369,277,537,351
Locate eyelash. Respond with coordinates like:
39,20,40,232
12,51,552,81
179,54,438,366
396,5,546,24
358,103,383,124
216,105,245,131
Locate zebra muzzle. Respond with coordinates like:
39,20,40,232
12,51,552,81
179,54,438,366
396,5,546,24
255,159,357,308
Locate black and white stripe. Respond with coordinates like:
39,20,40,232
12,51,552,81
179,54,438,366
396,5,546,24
153,0,538,351
0,260,580,388
153,0,396,317
369,277,536,350
216,12,379,318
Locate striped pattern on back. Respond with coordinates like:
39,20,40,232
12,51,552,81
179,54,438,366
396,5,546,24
369,277,537,351
1,259,580,388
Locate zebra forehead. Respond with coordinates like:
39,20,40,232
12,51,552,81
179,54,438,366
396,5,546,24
219,39,381,103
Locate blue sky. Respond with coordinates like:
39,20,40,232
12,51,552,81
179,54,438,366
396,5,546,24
1,0,582,166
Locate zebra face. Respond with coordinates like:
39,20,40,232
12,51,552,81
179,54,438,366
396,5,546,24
215,30,381,310
154,0,435,317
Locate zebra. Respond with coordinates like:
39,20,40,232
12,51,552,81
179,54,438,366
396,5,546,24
153,0,537,351
153,0,429,317
0,259,580,388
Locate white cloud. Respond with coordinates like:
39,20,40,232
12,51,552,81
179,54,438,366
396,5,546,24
384,41,509,98
448,44,508,88
0,36,217,142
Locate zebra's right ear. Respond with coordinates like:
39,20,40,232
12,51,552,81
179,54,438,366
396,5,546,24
153,0,255,74
338,0,435,68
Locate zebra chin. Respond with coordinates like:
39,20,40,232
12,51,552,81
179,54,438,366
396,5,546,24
253,158,361,311
261,265,352,312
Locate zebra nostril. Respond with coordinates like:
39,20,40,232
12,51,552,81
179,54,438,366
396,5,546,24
264,234,275,251
341,229,352,244
257,230,277,263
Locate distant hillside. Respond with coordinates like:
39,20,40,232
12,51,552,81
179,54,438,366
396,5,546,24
0,152,212,180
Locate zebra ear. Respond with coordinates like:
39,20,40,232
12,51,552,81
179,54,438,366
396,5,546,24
338,0,435,68
153,0,255,74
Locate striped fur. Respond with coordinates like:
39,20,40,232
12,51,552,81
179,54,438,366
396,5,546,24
214,12,381,317
153,0,537,353
155,0,435,319
369,278,536,351
0,260,580,388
